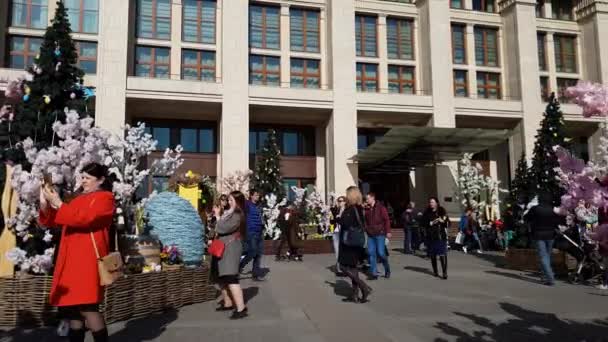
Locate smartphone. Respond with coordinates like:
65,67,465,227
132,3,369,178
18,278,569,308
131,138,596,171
42,172,52,186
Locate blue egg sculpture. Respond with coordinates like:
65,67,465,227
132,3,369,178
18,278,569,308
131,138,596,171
145,192,205,265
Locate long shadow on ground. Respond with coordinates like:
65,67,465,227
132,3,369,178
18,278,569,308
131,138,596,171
434,302,608,342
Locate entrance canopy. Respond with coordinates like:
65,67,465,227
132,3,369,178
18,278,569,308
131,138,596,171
352,126,513,174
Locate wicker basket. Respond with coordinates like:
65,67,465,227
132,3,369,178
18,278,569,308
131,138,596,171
0,275,55,327
0,265,215,328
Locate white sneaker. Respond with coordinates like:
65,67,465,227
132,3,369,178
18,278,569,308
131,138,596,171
597,284,608,290
463,247,468,254
477,250,483,254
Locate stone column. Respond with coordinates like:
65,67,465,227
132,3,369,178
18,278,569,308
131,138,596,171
326,0,358,194
0,0,8,67
545,33,558,93
499,0,543,160
378,14,389,93
466,24,477,98
280,3,291,88
577,0,608,83
95,0,130,134
220,0,249,179
170,0,183,81
418,0,455,127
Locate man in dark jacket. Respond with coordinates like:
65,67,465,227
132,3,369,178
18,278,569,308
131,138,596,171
364,192,392,280
524,192,563,286
401,201,422,254
239,189,265,281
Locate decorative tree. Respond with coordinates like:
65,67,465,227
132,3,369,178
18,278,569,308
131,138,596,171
262,193,287,240
251,130,284,202
0,1,91,163
529,93,571,205
455,153,506,217
505,154,532,212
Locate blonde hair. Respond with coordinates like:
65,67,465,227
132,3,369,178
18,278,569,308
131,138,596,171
345,186,363,206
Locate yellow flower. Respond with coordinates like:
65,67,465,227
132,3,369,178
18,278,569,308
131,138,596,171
160,253,168,259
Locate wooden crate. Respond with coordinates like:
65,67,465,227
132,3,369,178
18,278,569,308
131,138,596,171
505,248,577,275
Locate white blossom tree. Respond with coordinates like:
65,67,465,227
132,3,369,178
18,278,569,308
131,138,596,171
455,153,506,215
262,193,287,240
220,170,252,195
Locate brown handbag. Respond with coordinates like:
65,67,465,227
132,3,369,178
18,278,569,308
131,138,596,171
90,231,123,286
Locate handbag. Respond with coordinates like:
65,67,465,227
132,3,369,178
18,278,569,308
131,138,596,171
343,208,366,248
209,232,240,258
90,231,123,286
455,231,465,245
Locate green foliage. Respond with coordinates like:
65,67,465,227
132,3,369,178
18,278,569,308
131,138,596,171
0,1,90,163
529,93,570,205
251,129,284,202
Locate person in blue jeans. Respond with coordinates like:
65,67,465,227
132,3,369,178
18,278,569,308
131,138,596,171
364,192,392,280
401,201,421,254
239,189,266,281
524,192,563,286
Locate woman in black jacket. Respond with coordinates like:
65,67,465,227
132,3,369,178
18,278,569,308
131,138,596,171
338,186,372,303
421,197,450,279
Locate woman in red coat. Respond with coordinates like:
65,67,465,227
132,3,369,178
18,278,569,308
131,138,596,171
40,163,115,342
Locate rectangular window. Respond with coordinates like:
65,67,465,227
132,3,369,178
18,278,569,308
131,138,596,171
250,128,314,156
148,125,216,153
355,15,378,57
388,65,415,94
356,63,379,92
76,41,97,74
135,46,170,78
182,0,216,44
474,27,499,67
476,72,501,99
11,0,48,29
536,0,545,18
554,35,577,73
557,78,578,103
540,76,550,102
7,36,42,69
290,8,320,53
472,0,496,12
387,18,414,60
291,58,320,89
249,5,280,49
65,0,98,33
537,33,547,71
450,0,464,9
452,24,466,65
552,0,573,20
249,55,280,86
137,0,171,39
182,49,215,82
453,70,468,97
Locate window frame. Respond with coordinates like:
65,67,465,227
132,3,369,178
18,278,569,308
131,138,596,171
290,58,320,89
249,126,316,156
136,0,172,40
537,32,547,71
134,45,171,78
143,120,218,153
356,63,379,92
355,15,378,57
249,4,281,50
249,55,281,86
540,76,550,102
472,0,496,12
75,40,98,74
7,35,41,69
474,26,499,67
65,0,99,34
388,65,415,94
10,0,48,29
476,71,501,99
387,17,414,60
552,0,574,21
182,0,217,44
557,77,578,103
554,34,577,73
451,24,467,65
453,69,468,97
290,8,320,53
181,49,216,81
450,0,464,9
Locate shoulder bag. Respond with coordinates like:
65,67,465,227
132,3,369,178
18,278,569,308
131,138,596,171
343,208,366,248
90,230,123,286
209,232,240,258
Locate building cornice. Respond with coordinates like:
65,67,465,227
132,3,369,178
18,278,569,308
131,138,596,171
498,0,536,13
576,0,608,21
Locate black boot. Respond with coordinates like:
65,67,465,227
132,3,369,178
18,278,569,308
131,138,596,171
431,256,439,277
440,255,448,279
68,328,86,342
91,328,108,342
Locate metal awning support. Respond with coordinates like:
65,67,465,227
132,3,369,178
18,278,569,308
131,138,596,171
352,125,513,172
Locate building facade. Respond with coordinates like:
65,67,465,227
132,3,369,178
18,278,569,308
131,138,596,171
0,0,607,215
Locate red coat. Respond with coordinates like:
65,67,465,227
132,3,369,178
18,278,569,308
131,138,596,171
39,191,115,307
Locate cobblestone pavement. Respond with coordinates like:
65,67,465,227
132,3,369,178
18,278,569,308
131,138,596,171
2,248,608,342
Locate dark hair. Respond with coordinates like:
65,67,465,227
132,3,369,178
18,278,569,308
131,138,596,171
367,192,376,199
81,163,114,191
465,207,473,213
249,189,260,197
428,197,440,206
230,191,248,237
